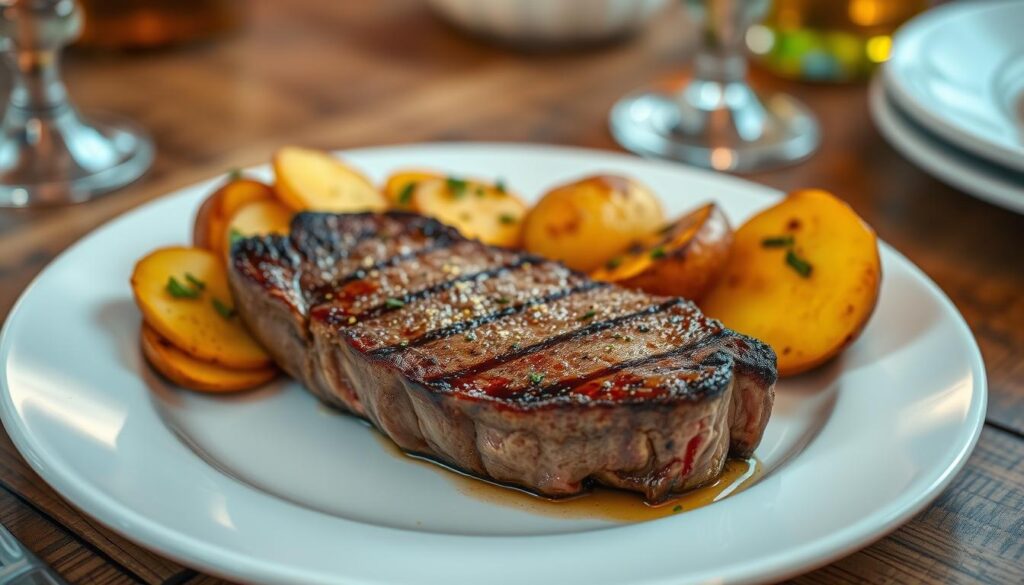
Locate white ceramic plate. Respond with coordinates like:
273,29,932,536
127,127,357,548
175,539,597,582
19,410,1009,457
0,144,986,585
885,0,1024,172
869,77,1024,214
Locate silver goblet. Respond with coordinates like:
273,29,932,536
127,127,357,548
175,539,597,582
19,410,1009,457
0,0,153,207
610,0,819,172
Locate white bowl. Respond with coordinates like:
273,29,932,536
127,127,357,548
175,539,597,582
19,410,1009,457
428,0,671,46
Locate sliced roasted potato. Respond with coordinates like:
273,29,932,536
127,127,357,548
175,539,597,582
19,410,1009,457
193,178,276,256
383,170,442,209
591,203,732,302
411,177,527,248
140,324,276,392
522,175,665,272
131,247,272,369
701,189,882,376
222,199,293,258
273,146,387,212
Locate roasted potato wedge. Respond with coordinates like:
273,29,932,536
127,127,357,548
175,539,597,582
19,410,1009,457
383,170,442,209
273,146,387,212
222,199,293,258
591,203,732,302
701,189,882,376
411,177,527,248
193,178,275,256
141,324,276,392
522,175,665,272
131,247,272,369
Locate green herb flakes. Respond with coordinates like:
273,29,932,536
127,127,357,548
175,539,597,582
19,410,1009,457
227,168,242,181
672,505,683,513
228,228,245,247
579,310,597,321
498,213,518,225
185,273,206,291
495,178,506,194
385,297,406,309
166,276,201,299
529,372,545,385
397,182,416,206
785,249,813,277
650,246,666,259
212,298,236,319
446,176,468,198
605,256,622,270
761,235,795,248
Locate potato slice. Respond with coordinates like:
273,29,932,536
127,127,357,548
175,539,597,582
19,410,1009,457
383,170,442,209
131,247,272,369
222,199,293,258
141,324,276,392
522,175,665,272
411,177,527,248
591,203,732,302
193,178,275,256
700,189,882,376
273,146,386,212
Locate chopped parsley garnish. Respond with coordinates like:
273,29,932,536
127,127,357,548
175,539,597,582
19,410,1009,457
399,340,409,347
650,246,666,259
185,273,206,291
464,332,477,342
579,310,597,321
672,504,683,513
761,235,795,248
605,256,622,270
495,296,511,304
637,324,650,333
612,333,623,340
510,342,521,351
446,176,468,198
397,182,416,206
529,372,545,385
495,178,506,194
212,298,236,319
385,297,406,309
498,213,518,225
475,186,486,197
228,228,245,247
785,249,813,277
227,168,242,181
166,276,201,299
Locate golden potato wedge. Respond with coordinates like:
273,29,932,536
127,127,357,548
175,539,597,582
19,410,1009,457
273,146,387,212
222,199,293,258
522,175,665,272
193,178,275,256
131,247,272,369
700,189,882,376
591,203,732,302
141,324,276,393
383,170,442,209
411,177,527,248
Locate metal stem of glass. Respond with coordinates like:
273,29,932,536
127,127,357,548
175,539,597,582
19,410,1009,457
610,0,819,172
0,0,153,207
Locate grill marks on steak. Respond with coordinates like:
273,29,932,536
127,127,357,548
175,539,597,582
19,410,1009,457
229,212,777,501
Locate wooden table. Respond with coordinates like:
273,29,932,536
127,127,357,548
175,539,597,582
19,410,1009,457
0,1,1021,583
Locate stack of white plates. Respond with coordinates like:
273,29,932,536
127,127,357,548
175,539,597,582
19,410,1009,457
871,0,1024,214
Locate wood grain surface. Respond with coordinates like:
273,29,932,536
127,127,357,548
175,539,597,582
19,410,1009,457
0,1,1021,583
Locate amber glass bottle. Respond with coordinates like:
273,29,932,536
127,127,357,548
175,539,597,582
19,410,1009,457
77,0,242,49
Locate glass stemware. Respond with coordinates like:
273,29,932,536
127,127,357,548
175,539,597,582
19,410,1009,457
0,0,153,207
610,0,820,172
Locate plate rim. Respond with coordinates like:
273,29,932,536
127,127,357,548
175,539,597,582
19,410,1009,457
0,142,989,585
884,0,1024,173
869,77,1024,214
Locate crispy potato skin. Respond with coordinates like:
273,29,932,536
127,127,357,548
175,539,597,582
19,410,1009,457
522,175,665,272
140,324,276,392
412,178,527,248
131,247,272,369
193,179,275,257
222,199,293,258
592,203,732,302
700,189,882,376
273,146,387,212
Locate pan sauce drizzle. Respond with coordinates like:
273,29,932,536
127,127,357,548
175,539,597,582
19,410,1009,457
376,435,761,522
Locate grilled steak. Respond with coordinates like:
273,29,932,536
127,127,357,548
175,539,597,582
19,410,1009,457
229,212,776,502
